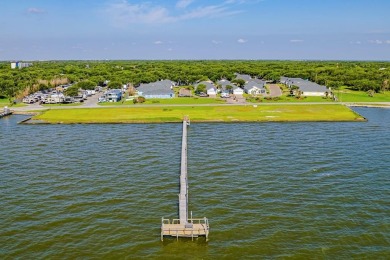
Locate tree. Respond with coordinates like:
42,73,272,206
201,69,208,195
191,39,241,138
232,79,245,88
65,85,80,97
108,81,122,89
77,80,96,90
226,85,233,94
195,84,206,94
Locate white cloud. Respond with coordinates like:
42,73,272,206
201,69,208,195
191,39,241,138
27,7,46,14
290,39,304,43
237,38,248,43
350,41,362,45
154,40,163,44
105,0,243,25
176,0,194,9
368,39,390,44
212,40,222,45
105,1,173,25
369,40,383,44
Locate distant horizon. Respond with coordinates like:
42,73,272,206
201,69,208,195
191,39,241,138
1,0,390,61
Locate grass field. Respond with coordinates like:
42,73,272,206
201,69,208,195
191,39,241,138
335,89,390,102
246,96,333,103
0,98,26,107
33,104,364,124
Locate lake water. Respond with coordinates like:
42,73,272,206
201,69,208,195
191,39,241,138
1,107,389,259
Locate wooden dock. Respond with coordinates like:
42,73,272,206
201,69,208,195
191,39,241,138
161,117,209,241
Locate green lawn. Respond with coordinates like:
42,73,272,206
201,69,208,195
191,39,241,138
33,104,364,124
334,89,390,102
0,98,26,107
246,96,333,103
99,97,226,106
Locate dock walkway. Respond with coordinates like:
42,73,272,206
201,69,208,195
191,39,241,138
161,117,209,241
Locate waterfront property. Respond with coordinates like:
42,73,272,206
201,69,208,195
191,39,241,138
137,80,175,99
105,89,123,102
233,86,244,95
281,77,330,97
244,80,267,95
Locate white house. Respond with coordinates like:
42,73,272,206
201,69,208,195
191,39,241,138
281,77,329,97
233,86,244,95
244,81,266,95
196,81,217,96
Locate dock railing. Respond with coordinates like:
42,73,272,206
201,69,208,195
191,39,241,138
161,116,209,241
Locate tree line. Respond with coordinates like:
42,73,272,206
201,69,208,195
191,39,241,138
0,60,389,101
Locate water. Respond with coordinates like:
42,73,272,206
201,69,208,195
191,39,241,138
1,108,389,259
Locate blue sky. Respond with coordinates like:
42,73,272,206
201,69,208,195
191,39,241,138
1,0,390,60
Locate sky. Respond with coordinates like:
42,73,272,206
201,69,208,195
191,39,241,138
1,0,390,60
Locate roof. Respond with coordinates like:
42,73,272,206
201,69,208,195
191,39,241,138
244,81,265,91
137,80,175,95
281,77,329,92
235,73,252,82
196,81,215,90
217,79,237,90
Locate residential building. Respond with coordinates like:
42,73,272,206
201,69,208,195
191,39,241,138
137,79,175,99
280,77,329,96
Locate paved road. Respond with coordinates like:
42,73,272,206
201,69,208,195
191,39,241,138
268,84,283,97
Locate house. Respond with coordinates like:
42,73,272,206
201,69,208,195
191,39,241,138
196,81,217,96
244,80,266,95
137,79,175,99
233,86,244,95
217,79,236,94
281,77,329,96
11,61,33,69
105,89,122,102
234,73,252,83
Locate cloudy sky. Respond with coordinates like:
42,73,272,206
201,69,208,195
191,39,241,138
1,0,390,60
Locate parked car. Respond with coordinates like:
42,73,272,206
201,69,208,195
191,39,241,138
197,92,209,97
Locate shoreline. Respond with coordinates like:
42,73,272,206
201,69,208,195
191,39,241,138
14,104,367,124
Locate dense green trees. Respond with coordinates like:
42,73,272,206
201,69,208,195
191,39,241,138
0,60,389,101
64,85,79,97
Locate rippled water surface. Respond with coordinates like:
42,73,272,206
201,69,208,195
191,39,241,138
1,108,389,259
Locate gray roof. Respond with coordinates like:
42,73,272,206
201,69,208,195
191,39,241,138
217,79,236,90
137,80,175,95
281,77,329,92
196,81,215,90
244,80,265,92
235,73,252,82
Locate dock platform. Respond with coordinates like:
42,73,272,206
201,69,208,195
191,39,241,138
0,107,12,118
161,117,209,241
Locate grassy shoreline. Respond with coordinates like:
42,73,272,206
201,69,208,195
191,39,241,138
32,104,365,124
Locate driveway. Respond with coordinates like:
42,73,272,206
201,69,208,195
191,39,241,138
268,84,282,97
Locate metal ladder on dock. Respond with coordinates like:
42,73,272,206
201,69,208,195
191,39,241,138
161,116,209,241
